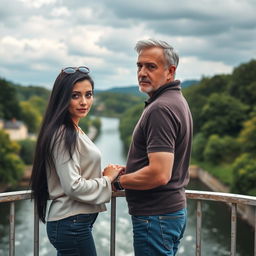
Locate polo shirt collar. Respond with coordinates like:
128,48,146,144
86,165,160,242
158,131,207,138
144,80,181,107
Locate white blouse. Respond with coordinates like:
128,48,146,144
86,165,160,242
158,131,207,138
46,131,112,221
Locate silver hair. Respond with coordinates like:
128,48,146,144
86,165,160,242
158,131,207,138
135,38,179,68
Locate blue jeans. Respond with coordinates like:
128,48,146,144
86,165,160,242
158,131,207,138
132,208,187,256
46,213,98,256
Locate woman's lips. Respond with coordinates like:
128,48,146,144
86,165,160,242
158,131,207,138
77,108,87,112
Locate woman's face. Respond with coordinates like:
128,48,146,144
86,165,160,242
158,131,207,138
68,79,93,125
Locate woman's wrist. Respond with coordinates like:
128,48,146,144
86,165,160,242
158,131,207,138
104,175,114,183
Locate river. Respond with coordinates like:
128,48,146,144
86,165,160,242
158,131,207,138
0,117,254,255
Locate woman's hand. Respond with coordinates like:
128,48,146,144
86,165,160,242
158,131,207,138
103,164,125,182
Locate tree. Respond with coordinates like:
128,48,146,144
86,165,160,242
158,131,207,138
232,153,256,196
14,84,50,102
237,115,256,154
20,101,42,133
18,139,36,164
203,134,240,164
28,96,47,116
192,133,208,162
0,78,21,119
200,93,248,137
119,103,144,152
183,85,207,134
0,130,25,184
228,59,256,106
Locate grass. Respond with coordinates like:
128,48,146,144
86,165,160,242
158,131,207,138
191,158,233,186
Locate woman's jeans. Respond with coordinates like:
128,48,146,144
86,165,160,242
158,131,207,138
132,208,187,256
46,213,98,256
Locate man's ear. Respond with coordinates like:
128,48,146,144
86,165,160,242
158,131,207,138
167,65,176,81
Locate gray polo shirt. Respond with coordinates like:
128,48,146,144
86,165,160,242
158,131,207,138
125,80,193,215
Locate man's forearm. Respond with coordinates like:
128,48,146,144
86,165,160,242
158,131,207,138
119,166,168,190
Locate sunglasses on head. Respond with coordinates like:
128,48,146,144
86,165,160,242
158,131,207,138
61,66,90,74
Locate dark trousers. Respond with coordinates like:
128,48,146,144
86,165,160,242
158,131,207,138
47,213,98,256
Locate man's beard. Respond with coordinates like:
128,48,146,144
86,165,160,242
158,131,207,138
139,85,154,94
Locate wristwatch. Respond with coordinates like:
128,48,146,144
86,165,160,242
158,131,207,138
113,176,124,191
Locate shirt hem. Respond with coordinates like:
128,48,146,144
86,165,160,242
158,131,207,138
47,208,106,222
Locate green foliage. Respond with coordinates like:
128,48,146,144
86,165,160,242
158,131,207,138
200,93,248,137
14,84,50,102
232,153,256,196
79,117,90,133
119,103,144,152
18,139,36,164
203,135,226,163
27,96,47,115
192,133,207,161
93,92,144,117
0,78,21,119
183,74,230,134
203,135,240,164
20,101,42,133
0,130,25,184
191,159,234,186
183,86,207,134
91,117,101,131
238,115,256,154
228,59,256,106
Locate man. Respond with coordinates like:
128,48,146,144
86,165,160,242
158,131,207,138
114,39,192,256
113,39,193,255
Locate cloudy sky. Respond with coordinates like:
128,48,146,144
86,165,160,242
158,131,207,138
0,0,255,90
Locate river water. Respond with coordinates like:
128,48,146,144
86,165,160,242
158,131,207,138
0,117,254,255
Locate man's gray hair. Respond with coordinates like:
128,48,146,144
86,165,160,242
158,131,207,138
135,39,179,68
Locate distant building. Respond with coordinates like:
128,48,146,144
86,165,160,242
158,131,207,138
0,119,28,140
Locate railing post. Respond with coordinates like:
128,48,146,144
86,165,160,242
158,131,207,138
9,202,15,256
254,206,256,256
196,200,202,256
110,197,116,256
33,200,39,256
231,203,237,256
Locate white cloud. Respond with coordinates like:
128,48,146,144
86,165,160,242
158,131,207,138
19,0,57,8
0,0,255,89
179,57,233,81
50,7,70,17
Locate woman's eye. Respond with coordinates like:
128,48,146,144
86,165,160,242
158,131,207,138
85,92,93,98
71,93,80,99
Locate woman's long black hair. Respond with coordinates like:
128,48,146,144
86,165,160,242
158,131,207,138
30,70,94,223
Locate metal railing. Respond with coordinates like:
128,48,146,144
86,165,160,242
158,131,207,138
0,190,256,256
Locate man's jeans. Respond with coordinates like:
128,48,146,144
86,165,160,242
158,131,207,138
132,208,187,256
46,213,98,256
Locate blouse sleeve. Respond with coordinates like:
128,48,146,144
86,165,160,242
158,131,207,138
53,139,112,205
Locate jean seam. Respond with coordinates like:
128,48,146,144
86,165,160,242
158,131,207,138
159,218,172,251
147,217,151,256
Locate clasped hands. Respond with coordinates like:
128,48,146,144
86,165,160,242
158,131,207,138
103,164,125,191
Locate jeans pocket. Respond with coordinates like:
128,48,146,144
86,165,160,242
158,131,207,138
159,212,186,250
47,221,58,244
132,215,150,223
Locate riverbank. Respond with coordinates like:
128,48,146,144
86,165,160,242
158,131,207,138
189,165,255,227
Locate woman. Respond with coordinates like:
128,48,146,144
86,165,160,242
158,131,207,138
30,66,122,255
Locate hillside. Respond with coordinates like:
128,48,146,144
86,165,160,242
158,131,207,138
95,79,199,95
